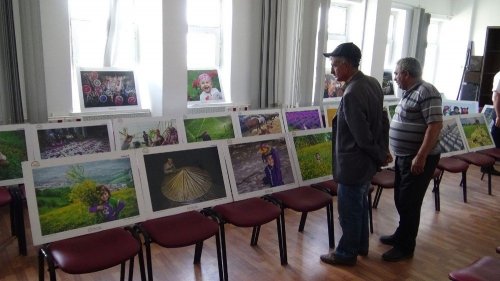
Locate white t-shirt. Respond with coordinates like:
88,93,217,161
492,71,500,102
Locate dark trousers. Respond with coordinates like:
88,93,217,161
492,124,500,148
393,154,440,253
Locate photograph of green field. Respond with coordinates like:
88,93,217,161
32,158,140,236
293,132,332,181
0,129,29,183
184,116,234,142
460,116,494,149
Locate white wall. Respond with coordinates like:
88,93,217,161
470,0,500,55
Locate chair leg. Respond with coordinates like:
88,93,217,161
462,171,467,203
38,248,46,281
9,186,27,255
213,233,225,281
251,226,260,246
194,241,203,264
127,257,135,281
372,186,383,209
298,212,307,232
144,240,154,281
120,261,126,281
326,203,335,249
276,211,287,265
368,191,373,234
218,223,228,281
487,168,492,195
433,170,444,212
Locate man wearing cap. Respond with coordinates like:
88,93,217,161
320,42,390,266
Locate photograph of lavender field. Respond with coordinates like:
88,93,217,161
284,109,323,132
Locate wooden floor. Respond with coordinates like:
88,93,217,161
1,164,500,281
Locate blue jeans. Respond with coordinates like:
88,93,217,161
334,182,370,260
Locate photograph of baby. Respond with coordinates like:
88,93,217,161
79,69,139,109
236,111,283,137
36,123,112,159
227,137,295,197
292,130,332,183
141,145,228,214
0,125,30,185
184,114,235,143
114,117,180,150
284,108,323,132
26,156,142,240
459,114,495,151
187,69,224,103
438,117,467,157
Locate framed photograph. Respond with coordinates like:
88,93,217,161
289,128,333,186
438,116,468,157
113,116,183,150
78,67,140,111
283,106,323,132
232,109,284,138
458,113,495,152
322,74,344,100
32,120,114,160
136,142,232,219
187,69,225,104
181,112,235,143
22,151,146,245
323,104,339,128
442,100,479,116
0,124,33,186
223,134,298,201
481,105,495,126
384,101,400,120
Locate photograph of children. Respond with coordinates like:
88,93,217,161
183,114,235,143
284,108,323,132
227,137,295,198
23,153,144,244
459,114,495,151
0,125,31,185
292,130,332,184
79,69,139,109
323,106,339,128
187,69,224,103
438,116,467,157
442,100,479,116
35,122,113,159
113,117,181,150
140,145,229,215
236,111,283,137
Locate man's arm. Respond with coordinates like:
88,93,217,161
411,121,443,175
493,91,500,128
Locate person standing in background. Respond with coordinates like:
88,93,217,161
380,57,443,262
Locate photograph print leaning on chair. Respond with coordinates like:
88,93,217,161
0,124,33,186
22,151,146,245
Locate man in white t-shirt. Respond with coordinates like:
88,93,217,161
492,71,500,148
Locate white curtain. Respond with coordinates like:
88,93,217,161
104,0,138,67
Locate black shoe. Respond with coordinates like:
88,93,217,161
382,247,413,262
358,249,369,256
380,234,397,245
320,253,357,266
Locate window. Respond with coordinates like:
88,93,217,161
325,5,348,74
384,8,407,71
186,0,222,69
423,19,442,84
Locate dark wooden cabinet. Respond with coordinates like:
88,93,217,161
479,26,500,107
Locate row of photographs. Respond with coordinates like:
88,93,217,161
0,100,491,187
22,130,332,245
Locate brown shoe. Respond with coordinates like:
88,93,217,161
320,253,357,266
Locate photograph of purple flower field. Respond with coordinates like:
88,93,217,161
284,109,322,132
36,124,112,159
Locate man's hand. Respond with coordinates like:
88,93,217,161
411,154,426,175
495,116,500,128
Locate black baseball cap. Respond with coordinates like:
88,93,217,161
323,42,361,67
